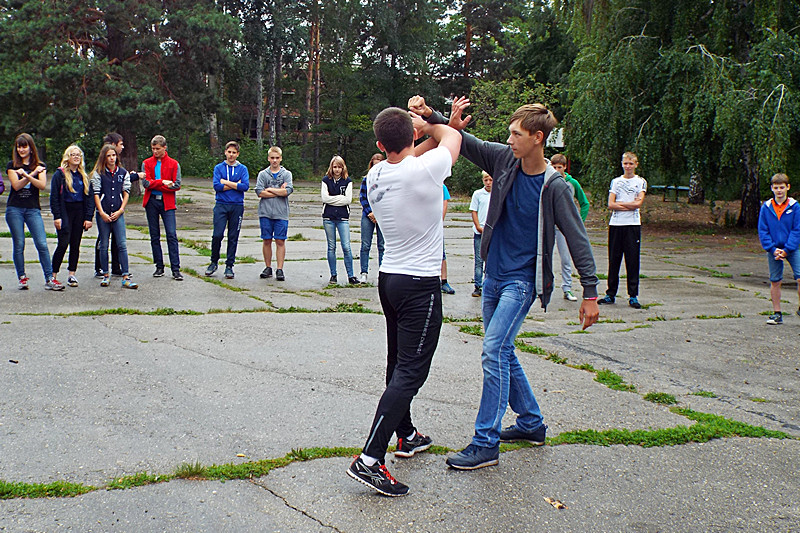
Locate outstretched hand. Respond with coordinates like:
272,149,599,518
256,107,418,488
449,96,472,130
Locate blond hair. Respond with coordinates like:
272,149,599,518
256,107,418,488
326,155,348,179
268,146,282,157
59,145,89,194
622,151,638,163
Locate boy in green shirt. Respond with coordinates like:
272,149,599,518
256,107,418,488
551,153,590,301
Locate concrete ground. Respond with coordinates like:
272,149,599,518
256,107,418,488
1,178,798,532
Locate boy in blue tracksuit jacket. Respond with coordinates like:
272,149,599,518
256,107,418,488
205,141,250,279
758,173,800,324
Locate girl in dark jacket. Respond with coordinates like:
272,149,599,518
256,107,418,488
321,155,358,285
50,145,94,287
91,144,137,289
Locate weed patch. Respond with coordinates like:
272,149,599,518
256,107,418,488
459,325,484,336
517,331,557,338
691,390,717,398
287,233,309,241
0,480,95,499
695,313,743,319
594,369,637,392
644,392,678,405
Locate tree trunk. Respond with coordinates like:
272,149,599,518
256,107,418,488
268,49,278,148
313,21,321,173
275,49,283,146
688,173,704,204
302,12,317,146
737,144,760,229
208,74,219,155
257,63,265,149
118,124,140,197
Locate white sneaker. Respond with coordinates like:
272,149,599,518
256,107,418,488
563,290,578,301
360,272,368,284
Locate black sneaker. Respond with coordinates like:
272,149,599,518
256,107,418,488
205,263,218,276
275,269,285,281
445,443,499,470
347,456,409,497
766,313,783,325
629,297,642,309
172,271,184,281
153,267,165,277
260,266,273,279
395,432,433,458
597,295,615,305
348,276,361,285
499,423,547,445
329,275,337,284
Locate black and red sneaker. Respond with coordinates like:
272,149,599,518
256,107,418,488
395,432,433,458
347,456,409,497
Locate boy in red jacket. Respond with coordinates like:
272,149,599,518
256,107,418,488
142,135,183,280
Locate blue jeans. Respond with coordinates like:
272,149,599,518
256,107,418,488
360,214,384,274
323,219,354,277
5,206,53,282
211,203,244,267
96,213,129,276
145,198,180,272
472,277,543,448
473,233,483,289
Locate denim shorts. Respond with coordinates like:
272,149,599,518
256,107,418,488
767,249,800,282
260,217,288,240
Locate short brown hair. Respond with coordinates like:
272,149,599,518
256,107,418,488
509,104,557,140
374,107,413,154
771,173,790,186
151,135,167,147
551,153,567,166
225,141,240,152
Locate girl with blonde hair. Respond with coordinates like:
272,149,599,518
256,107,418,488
321,155,359,284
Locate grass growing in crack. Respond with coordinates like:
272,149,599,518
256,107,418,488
647,315,667,322
594,369,637,393
517,331,557,338
546,353,568,364
459,325,484,336
0,480,96,499
750,397,770,403
287,233,309,241
107,472,172,490
597,318,625,324
644,392,678,405
175,461,207,479
514,340,549,356
184,268,248,292
640,302,662,309
443,316,482,323
695,312,743,319
691,390,717,398
568,362,596,372
178,238,212,256
274,302,379,314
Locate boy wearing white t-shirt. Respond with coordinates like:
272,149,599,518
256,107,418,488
347,107,460,497
598,151,647,309
469,171,492,297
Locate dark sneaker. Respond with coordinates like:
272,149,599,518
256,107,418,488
766,313,783,325
18,276,29,290
441,281,455,294
111,270,123,277
329,275,337,284
500,423,548,445
94,271,104,279
796,307,800,318
472,287,482,297
172,271,184,281
395,432,433,458
445,443,499,470
629,297,642,309
597,295,615,305
45,278,65,291
67,275,78,287
153,267,165,277
347,456,409,497
348,276,361,285
224,267,235,279
260,266,273,279
205,263,218,276
275,269,285,281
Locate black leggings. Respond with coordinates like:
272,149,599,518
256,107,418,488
606,225,641,298
363,273,442,460
52,202,85,274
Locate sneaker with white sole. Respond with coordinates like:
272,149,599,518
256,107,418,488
45,278,65,291
67,275,78,287
564,290,577,301
395,432,433,458
347,456,409,497
18,276,29,290
766,312,783,325
445,443,499,470
360,272,368,284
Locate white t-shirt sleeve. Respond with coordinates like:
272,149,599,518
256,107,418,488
418,146,453,185
469,189,480,211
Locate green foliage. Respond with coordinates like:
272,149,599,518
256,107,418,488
643,392,678,405
0,480,96,499
459,325,484,336
594,369,637,392
107,472,172,490
691,390,718,398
